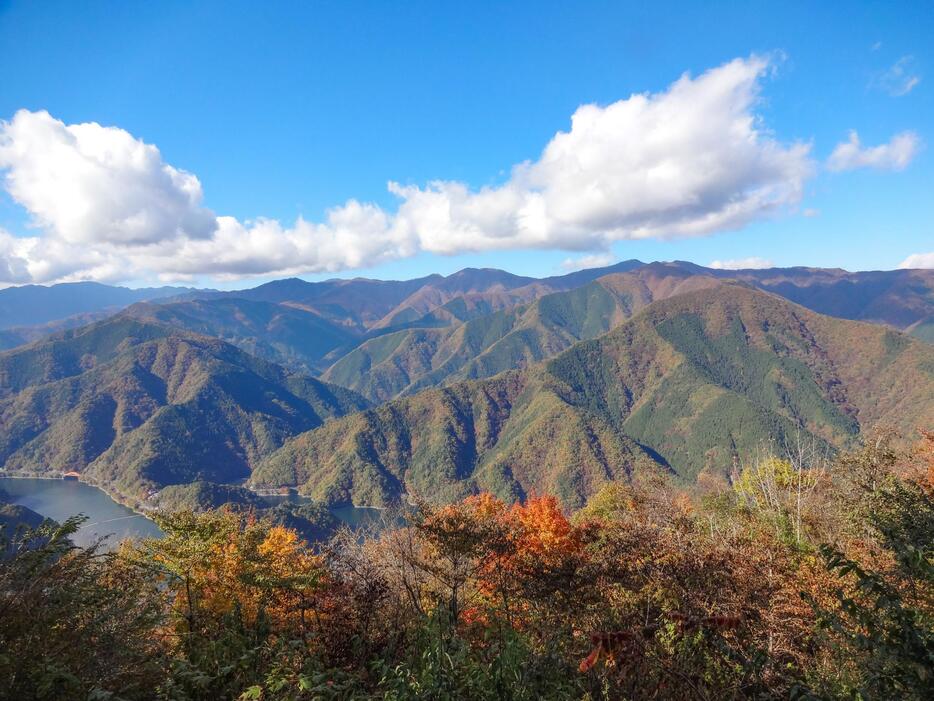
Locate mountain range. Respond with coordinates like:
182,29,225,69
0,261,932,511
321,265,724,402
3,261,931,361
250,283,934,509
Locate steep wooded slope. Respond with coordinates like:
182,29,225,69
253,284,934,509
0,318,367,506
322,268,721,401
123,297,358,373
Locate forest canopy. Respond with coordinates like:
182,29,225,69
1,433,932,700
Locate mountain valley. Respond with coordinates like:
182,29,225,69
0,261,931,512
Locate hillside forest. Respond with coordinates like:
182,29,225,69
1,432,931,700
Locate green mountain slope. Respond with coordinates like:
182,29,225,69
253,284,934,509
322,268,721,402
123,297,358,373
0,318,368,506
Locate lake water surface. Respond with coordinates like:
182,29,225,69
0,477,163,548
0,477,386,548
260,492,385,529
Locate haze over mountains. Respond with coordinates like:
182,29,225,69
0,260,932,511
0,282,193,336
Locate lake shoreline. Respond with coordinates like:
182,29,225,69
0,475,164,548
0,470,157,521
242,483,394,512
2,474,391,542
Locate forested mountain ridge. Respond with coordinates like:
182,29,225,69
0,261,644,344
0,310,120,351
1,262,930,371
322,266,722,402
252,284,934,509
366,260,647,330
667,261,934,335
0,316,368,506
319,263,933,404
2,264,932,514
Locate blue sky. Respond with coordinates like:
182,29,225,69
0,0,931,286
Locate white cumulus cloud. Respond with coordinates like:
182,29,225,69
827,130,921,172
708,256,774,270
0,110,217,246
391,55,812,252
898,252,934,269
0,55,816,284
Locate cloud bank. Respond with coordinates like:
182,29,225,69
827,131,920,172
708,257,774,270
898,252,934,269
0,55,818,284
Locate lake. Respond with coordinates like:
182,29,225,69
0,477,163,548
0,477,387,549
258,492,386,529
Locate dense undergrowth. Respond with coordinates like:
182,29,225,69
1,432,931,700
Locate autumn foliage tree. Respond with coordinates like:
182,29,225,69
125,509,325,700
1,433,931,700
0,517,163,701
